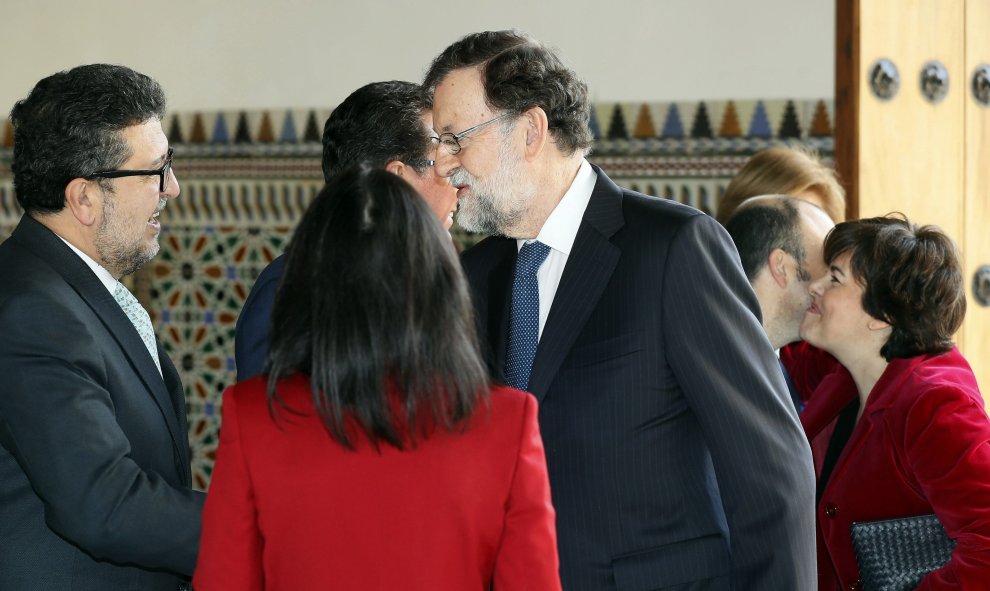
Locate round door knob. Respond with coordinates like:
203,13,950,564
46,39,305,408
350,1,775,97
870,59,900,100
920,60,949,104
974,65,990,107
973,265,990,307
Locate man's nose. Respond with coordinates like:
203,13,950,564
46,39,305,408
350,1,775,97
163,167,180,199
433,145,458,179
808,275,826,296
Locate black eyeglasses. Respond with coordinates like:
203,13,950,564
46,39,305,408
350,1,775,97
433,112,516,155
88,147,174,193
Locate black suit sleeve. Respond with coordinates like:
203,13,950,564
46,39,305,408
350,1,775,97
0,289,205,575
660,214,817,589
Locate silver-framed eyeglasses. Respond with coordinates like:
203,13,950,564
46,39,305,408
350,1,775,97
88,147,174,193
433,112,516,155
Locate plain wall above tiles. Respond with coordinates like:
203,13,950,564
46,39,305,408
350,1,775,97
1,0,835,113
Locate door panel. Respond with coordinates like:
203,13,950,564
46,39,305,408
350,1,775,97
840,0,989,400
962,0,990,399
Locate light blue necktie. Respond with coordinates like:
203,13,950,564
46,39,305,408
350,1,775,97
113,281,162,374
504,241,551,391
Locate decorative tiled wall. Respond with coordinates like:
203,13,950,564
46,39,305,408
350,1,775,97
0,99,834,489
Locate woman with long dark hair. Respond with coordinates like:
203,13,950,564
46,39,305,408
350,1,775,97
194,166,560,590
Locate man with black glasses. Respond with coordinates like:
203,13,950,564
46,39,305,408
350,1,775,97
235,80,457,380
0,64,203,591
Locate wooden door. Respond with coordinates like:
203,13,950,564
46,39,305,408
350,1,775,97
836,0,990,399
963,0,990,402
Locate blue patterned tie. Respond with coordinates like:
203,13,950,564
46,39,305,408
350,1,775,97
113,281,162,374
504,241,551,391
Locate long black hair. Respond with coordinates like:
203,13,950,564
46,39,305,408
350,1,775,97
266,165,489,450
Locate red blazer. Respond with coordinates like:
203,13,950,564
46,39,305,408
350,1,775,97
193,376,561,591
785,346,990,590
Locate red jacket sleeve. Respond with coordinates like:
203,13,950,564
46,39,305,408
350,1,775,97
193,387,265,591
493,393,562,590
905,386,990,590
780,342,841,404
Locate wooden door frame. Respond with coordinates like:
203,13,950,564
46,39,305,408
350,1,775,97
835,0,860,221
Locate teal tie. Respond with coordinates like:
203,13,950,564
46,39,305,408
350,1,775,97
113,281,162,374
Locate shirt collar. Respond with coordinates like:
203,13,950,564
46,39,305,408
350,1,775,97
518,159,596,253
55,235,118,294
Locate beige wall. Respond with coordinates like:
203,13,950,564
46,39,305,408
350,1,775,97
2,0,834,113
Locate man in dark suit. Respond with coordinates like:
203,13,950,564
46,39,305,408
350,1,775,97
0,64,203,590
234,81,457,380
724,195,834,411
425,31,817,590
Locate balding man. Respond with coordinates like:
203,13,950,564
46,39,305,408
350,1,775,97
724,194,835,410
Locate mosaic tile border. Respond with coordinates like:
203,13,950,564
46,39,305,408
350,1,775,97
1,99,833,150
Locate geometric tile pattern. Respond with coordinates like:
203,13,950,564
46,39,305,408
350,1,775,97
148,225,292,490
0,97,835,490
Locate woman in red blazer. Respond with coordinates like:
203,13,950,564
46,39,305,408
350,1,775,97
783,214,990,590
193,167,561,591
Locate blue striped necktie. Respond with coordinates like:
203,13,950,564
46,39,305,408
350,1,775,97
504,241,551,391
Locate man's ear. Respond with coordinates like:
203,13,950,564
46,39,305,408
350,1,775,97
867,317,891,332
385,160,406,177
64,178,100,227
522,106,549,161
766,248,789,288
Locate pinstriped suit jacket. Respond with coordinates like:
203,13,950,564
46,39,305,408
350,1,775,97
461,167,817,591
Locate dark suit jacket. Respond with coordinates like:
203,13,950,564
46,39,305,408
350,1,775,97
462,167,817,590
234,254,285,381
194,377,561,590
0,215,205,590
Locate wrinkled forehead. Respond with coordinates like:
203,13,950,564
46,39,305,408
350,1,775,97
430,67,493,134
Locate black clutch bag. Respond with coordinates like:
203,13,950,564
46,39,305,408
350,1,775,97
851,513,956,591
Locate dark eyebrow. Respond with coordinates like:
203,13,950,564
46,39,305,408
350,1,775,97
830,265,846,277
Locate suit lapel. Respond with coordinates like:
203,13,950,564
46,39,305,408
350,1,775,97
526,167,624,401
160,348,192,486
820,409,876,500
11,216,188,469
818,357,918,500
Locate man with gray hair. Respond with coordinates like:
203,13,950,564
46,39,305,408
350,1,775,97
0,64,202,590
426,30,817,590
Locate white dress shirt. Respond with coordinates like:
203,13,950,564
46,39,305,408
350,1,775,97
56,235,163,377
56,235,118,294
517,159,597,340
